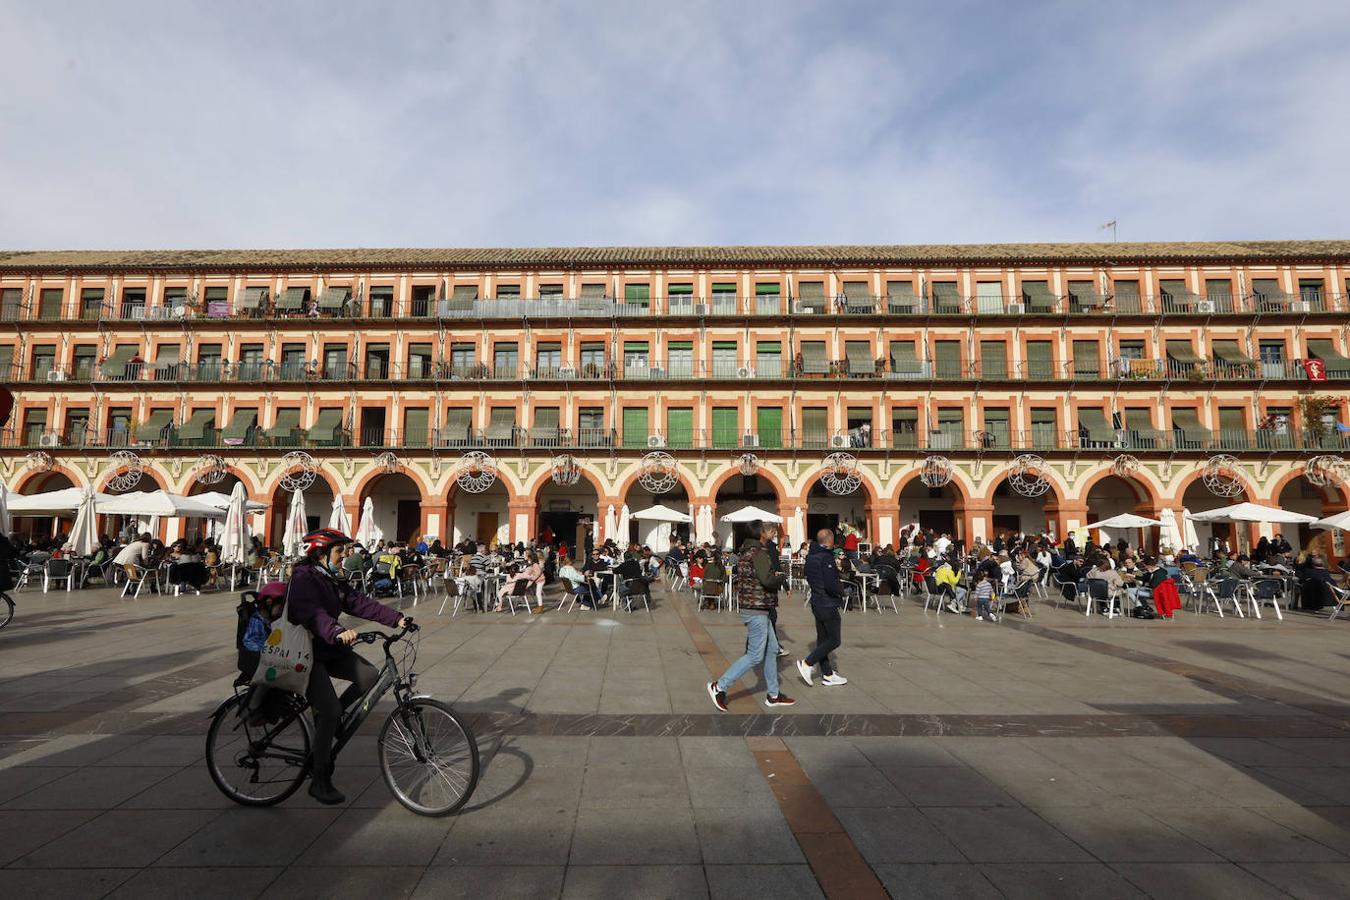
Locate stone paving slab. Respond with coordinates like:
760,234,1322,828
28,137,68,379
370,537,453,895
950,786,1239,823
4,584,1350,896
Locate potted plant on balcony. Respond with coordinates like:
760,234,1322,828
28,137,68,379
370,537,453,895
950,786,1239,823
581,362,602,379
1298,394,1338,447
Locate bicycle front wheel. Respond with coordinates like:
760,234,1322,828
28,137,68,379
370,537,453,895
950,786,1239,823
0,594,13,630
378,698,479,816
205,692,312,806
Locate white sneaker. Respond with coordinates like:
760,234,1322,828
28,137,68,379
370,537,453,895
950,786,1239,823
796,659,813,686
989,614,999,622
977,615,985,621
777,646,790,658
821,673,848,686
945,601,959,613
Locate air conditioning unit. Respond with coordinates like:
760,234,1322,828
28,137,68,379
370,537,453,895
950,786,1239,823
39,433,60,448
1290,300,1311,313
735,365,754,378
647,434,666,448
830,434,850,449
46,370,66,382
694,304,709,317
1194,300,1215,314
1005,302,1025,314
558,366,577,378
742,433,759,448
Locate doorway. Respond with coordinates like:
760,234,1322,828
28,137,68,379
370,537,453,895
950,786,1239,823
476,512,499,544
397,499,421,542
918,510,956,535
806,513,840,540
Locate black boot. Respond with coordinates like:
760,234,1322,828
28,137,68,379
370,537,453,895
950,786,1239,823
308,764,346,805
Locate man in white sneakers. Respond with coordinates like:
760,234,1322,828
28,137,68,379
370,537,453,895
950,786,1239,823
797,528,848,687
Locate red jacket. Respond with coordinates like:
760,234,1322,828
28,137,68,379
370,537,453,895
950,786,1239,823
843,533,859,552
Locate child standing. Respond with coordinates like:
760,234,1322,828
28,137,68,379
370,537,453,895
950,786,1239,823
974,571,997,622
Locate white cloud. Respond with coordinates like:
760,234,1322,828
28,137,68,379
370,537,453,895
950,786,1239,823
0,0,1344,248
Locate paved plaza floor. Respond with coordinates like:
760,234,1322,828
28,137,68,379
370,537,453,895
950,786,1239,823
3,582,1350,898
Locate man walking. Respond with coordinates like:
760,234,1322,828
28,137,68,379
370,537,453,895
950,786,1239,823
708,521,795,710
798,528,848,686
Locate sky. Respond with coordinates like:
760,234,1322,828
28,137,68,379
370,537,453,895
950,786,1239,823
1,0,1347,250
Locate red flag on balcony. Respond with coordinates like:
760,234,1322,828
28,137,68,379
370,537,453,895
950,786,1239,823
1304,358,1328,381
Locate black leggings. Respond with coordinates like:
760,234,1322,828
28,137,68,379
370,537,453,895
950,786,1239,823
306,651,378,776
804,606,842,676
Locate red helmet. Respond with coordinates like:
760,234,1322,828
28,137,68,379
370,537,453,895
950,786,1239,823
301,527,352,555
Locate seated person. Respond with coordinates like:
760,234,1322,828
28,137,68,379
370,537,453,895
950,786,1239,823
933,556,966,612
558,555,598,608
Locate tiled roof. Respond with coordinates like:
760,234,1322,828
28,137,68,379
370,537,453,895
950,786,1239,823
1,241,1348,272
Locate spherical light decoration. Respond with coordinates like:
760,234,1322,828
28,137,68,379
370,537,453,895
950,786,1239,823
919,455,953,488
550,454,581,486
25,451,54,473
737,453,759,478
278,451,317,492
1008,453,1050,498
637,451,679,494
1202,454,1245,498
1304,455,1344,488
106,450,144,493
1111,454,1140,479
196,454,228,485
455,451,498,494
821,452,861,496
375,451,401,475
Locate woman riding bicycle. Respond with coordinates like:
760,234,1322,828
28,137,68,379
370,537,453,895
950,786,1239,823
287,527,408,805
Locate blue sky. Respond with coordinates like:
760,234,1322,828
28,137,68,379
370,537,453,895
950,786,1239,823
1,0,1346,248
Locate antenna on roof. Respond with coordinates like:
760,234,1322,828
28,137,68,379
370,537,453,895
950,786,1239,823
1099,220,1118,242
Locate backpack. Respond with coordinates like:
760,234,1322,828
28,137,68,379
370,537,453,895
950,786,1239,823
0,533,16,592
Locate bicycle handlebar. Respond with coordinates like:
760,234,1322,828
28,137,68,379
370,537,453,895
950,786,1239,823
355,618,419,645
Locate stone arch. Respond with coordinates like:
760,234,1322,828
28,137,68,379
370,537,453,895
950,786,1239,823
892,466,974,505
1270,467,1349,508
350,462,435,507
979,464,1070,509
705,463,792,507
14,463,87,494
521,461,609,504
175,462,263,498
1079,467,1163,509
95,465,166,494
1172,465,1259,506
614,464,699,505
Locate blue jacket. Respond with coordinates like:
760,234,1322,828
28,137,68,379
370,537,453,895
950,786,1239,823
804,543,843,608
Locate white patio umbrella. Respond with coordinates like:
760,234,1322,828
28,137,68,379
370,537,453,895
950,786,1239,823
220,482,250,565
719,504,784,524
1158,508,1182,550
329,495,353,533
192,490,266,514
354,495,382,546
618,504,631,543
1181,507,1201,550
8,487,115,515
97,490,225,519
282,489,308,557
631,504,692,523
701,505,716,544
591,514,600,546
1314,509,1350,531
604,504,617,541
791,506,806,547
1186,502,1319,525
0,481,10,534
1090,513,1164,529
63,489,100,556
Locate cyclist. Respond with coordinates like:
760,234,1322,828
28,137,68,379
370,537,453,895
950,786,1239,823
287,527,408,805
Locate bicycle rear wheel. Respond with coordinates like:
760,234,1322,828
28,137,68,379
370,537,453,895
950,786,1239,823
205,692,312,806
0,594,13,630
378,698,479,816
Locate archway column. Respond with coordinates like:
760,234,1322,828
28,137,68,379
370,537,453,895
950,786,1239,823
1048,501,1089,539
508,498,537,544
870,500,900,548
962,502,994,544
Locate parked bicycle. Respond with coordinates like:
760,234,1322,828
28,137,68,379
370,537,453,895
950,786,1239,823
205,620,479,815
0,591,12,630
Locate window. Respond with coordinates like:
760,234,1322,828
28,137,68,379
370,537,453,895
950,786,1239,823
934,341,961,379
1022,281,1055,312
492,342,519,378
450,343,476,376
931,282,961,313
538,283,564,299
1171,408,1211,449
1205,278,1234,311
369,286,395,317
487,407,517,445
935,409,964,448
38,288,64,320
30,344,56,380
983,407,1010,448
280,343,307,380
80,288,105,320
120,288,146,319
163,287,188,311
64,408,90,445
1072,340,1101,377
979,341,1007,379
403,408,430,447
365,343,391,379
411,285,436,316
495,283,521,301
755,341,782,378
622,341,650,374
1118,339,1145,360
712,407,738,449
532,407,561,446
578,407,606,445
1258,339,1286,377
754,282,781,315
622,407,650,448
799,340,828,376
797,281,826,313
407,343,433,379
442,408,473,445
580,341,606,377
204,286,229,317
0,345,11,381
757,407,783,448
887,280,919,314
154,345,180,380
712,341,738,378
108,407,134,445
845,340,875,376
892,407,919,448
845,406,872,446
73,345,97,379
316,344,345,380
623,284,650,309
666,408,693,448
801,407,828,449
1111,280,1140,313
889,340,922,377
711,282,737,315
1299,278,1326,311
1030,408,1058,448
843,281,873,312
1218,407,1247,449
1252,278,1283,309
667,283,694,314
1025,340,1054,379
974,282,1003,314
0,288,22,320
535,342,562,378
668,340,693,377
23,408,48,445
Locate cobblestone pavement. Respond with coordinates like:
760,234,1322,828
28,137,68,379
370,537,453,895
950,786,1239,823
3,582,1350,898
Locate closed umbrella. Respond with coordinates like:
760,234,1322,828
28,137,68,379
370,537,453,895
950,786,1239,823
792,506,806,547
618,504,631,544
0,480,10,534
1159,508,1182,550
220,482,250,565
1181,507,1202,550
604,504,617,542
354,496,382,546
63,489,99,557
282,490,308,557
329,495,352,533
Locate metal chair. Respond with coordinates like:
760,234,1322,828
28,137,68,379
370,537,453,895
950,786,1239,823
1084,579,1122,618
997,579,1035,620
620,577,652,613
121,564,160,598
1329,583,1350,622
1051,567,1085,609
43,558,74,593
871,573,900,613
1240,577,1285,620
700,578,726,612
502,578,531,615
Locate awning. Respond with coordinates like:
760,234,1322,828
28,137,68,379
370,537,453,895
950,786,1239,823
1308,339,1350,369
312,408,343,439
1125,409,1162,440
318,286,350,310
931,282,960,305
100,346,138,376
221,409,258,442
797,282,825,300
1162,282,1199,302
800,343,828,374
1022,281,1055,309
269,409,301,437
843,282,870,298
275,287,309,311
1171,408,1210,440
846,344,875,374
1212,341,1256,365
1166,341,1204,364
177,408,215,442
1077,408,1116,443
238,286,268,309
142,409,174,435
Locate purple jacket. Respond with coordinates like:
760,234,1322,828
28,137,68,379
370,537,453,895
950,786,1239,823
286,563,401,648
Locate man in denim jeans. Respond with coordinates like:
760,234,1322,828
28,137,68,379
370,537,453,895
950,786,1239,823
708,521,796,710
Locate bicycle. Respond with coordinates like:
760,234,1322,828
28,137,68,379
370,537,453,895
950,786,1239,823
0,591,12,630
205,620,479,815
